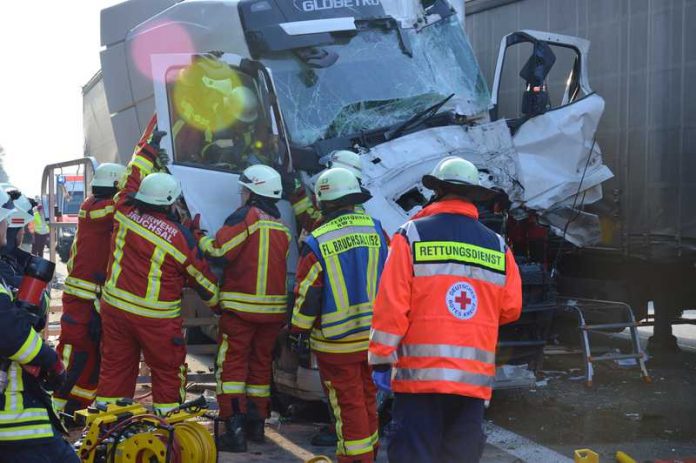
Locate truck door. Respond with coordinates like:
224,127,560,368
490,31,613,246
151,53,293,235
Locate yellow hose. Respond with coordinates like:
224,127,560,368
173,422,216,463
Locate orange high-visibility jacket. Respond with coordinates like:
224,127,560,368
368,199,522,400
101,126,219,319
64,195,116,303
199,202,291,322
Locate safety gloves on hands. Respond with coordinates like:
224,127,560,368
43,358,67,391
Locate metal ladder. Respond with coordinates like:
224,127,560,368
561,298,651,387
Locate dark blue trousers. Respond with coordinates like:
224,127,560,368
0,436,79,463
387,393,486,463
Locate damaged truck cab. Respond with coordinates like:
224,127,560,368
97,0,611,397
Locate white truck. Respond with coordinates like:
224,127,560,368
89,0,613,398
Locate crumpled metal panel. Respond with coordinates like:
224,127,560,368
361,120,521,234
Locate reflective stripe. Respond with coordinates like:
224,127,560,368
413,262,506,286
292,196,312,215
246,384,271,398
215,335,229,395
313,214,375,236
369,430,379,446
78,210,87,219
394,367,494,387
324,254,349,309
114,211,187,264
52,397,67,411
102,287,181,319
398,344,495,364
108,223,128,287
413,241,506,273
70,385,96,401
256,227,269,295
63,285,98,300
293,262,321,320
89,205,115,219
4,364,21,411
292,311,315,330
146,248,166,300
220,381,246,394
178,365,187,403
325,381,345,455
62,344,73,371
65,276,99,293
310,333,369,354
320,303,372,339
369,329,402,348
186,264,218,297
317,225,379,246
0,425,54,441
220,300,286,314
344,435,374,456
201,219,290,258
367,351,397,365
153,403,179,415
9,328,42,364
132,155,154,174
221,292,287,304
366,245,379,300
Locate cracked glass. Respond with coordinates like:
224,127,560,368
260,17,490,146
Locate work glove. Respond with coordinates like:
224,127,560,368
88,310,101,343
7,190,21,201
372,368,392,394
42,358,67,392
155,148,170,170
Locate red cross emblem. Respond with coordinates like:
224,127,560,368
455,291,472,310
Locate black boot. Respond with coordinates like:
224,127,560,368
218,414,247,453
246,400,265,443
310,424,338,447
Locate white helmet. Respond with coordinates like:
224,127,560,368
0,188,17,224
92,163,126,189
134,173,182,206
422,156,497,201
327,150,362,180
239,165,282,199
231,86,259,123
314,167,371,205
8,194,34,228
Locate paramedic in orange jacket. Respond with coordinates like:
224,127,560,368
197,165,290,452
96,128,219,415
291,167,389,463
368,157,522,463
53,163,125,416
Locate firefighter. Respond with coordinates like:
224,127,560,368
95,130,219,416
291,167,389,463
287,150,363,234
0,191,35,287
0,188,78,463
52,163,125,416
368,157,523,463
196,164,290,452
31,204,50,257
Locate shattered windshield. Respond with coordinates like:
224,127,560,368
260,17,490,146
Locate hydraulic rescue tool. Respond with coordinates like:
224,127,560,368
74,396,216,463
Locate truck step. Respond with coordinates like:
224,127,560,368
581,322,638,330
588,353,643,362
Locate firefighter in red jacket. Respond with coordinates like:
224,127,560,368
53,163,125,416
287,150,363,234
96,131,219,416
196,164,290,452
368,157,523,463
291,167,389,463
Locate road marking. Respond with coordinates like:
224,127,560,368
486,423,573,463
265,427,317,461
